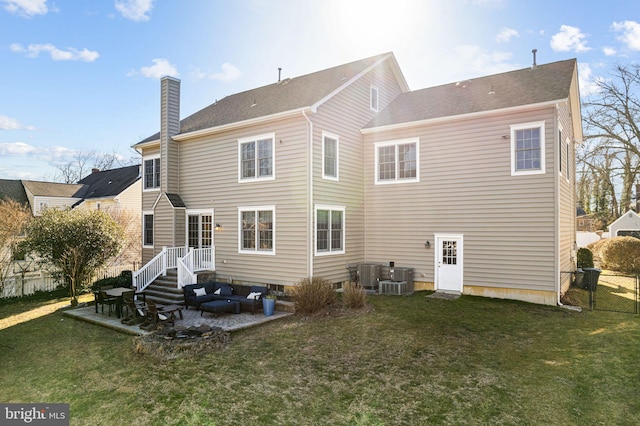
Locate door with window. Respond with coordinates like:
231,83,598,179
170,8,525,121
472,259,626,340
187,212,213,269
435,234,463,292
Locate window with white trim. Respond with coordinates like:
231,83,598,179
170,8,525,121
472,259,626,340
239,134,275,181
375,138,419,184
143,156,160,190
143,212,154,247
239,206,275,254
370,86,379,111
315,205,345,255
510,122,546,175
187,211,212,249
322,132,339,180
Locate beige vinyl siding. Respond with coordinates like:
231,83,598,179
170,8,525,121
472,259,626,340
364,106,558,293
161,78,181,193
311,59,404,282
557,101,577,293
116,179,142,215
177,116,310,286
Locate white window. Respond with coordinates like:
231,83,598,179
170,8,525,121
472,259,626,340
510,122,545,175
239,206,275,254
370,86,379,112
322,132,339,180
375,138,419,184
143,155,160,190
143,212,154,247
239,134,275,182
38,201,49,214
315,205,345,255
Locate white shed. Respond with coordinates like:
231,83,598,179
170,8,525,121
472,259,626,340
609,210,640,238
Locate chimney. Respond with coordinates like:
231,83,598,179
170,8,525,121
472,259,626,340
92,168,100,174
160,76,180,193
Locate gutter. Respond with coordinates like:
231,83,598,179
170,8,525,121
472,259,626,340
303,110,314,279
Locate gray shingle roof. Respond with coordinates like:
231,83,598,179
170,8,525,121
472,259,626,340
77,164,140,199
364,59,577,129
136,52,398,144
21,180,89,198
0,179,29,204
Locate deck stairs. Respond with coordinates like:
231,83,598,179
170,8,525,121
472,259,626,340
143,270,185,305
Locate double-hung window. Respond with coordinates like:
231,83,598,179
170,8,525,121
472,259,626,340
375,138,419,184
315,205,345,255
322,132,339,180
143,156,161,190
143,212,154,247
239,134,275,181
510,122,545,175
239,206,275,254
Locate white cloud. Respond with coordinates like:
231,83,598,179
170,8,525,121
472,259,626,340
192,63,241,83
0,115,35,130
603,47,617,56
612,20,640,51
450,45,516,76
115,0,154,22
496,27,519,43
10,43,99,62
128,58,179,79
0,142,76,163
2,0,47,17
550,25,591,53
578,63,603,97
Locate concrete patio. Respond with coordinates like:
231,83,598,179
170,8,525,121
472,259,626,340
63,303,293,335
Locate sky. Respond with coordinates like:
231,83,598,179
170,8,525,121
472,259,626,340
1,0,639,181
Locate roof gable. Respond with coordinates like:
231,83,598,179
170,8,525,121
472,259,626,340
0,179,29,205
21,180,88,198
136,52,407,144
364,59,577,129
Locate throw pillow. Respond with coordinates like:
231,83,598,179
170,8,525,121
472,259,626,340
214,288,221,295
220,285,233,296
194,287,207,297
247,291,261,300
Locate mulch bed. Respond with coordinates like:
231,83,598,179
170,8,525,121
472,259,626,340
133,324,231,360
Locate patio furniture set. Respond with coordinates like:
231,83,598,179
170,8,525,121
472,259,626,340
93,281,272,329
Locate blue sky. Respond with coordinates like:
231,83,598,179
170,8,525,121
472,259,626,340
1,0,639,180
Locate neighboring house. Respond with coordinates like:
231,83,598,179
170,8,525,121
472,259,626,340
0,165,142,270
609,210,640,239
133,52,582,306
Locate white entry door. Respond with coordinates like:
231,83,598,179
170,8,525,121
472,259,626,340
435,234,463,292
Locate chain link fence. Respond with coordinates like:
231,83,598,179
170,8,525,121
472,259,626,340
564,271,639,314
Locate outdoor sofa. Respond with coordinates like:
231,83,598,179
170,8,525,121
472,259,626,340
183,282,268,314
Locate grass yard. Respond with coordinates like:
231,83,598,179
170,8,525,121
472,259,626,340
0,291,639,425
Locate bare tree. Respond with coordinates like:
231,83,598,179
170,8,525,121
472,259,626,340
580,63,640,225
54,149,141,183
0,199,32,289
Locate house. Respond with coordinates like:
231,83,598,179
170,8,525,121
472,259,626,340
0,165,142,273
608,210,640,239
133,52,582,306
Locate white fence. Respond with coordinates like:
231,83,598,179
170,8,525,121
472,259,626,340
0,263,138,299
0,272,61,298
576,231,610,248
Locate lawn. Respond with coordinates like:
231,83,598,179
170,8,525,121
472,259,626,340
0,291,639,425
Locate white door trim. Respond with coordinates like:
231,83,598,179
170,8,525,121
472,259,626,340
434,233,464,293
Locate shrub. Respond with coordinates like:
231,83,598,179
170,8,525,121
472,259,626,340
600,236,640,274
291,276,336,314
342,281,367,309
576,247,594,269
92,271,131,291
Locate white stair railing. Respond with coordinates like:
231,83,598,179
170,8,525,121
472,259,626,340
177,246,215,288
133,246,216,291
132,246,189,292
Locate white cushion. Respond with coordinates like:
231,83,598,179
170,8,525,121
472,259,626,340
193,287,207,297
247,291,262,300
214,288,221,295
158,313,168,321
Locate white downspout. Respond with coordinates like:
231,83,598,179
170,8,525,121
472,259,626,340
303,110,314,278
